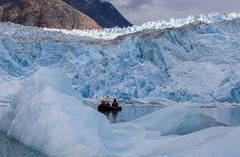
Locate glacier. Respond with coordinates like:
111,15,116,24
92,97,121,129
39,12,240,40
1,12,240,157
1,13,240,102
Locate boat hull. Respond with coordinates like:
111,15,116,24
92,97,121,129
98,105,122,112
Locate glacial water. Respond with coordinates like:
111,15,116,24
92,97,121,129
100,106,164,123
99,105,240,125
0,132,47,157
194,106,240,126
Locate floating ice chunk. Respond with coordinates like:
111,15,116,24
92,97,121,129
132,106,227,135
164,112,227,135
28,67,82,100
0,68,109,157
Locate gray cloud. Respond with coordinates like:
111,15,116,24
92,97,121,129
105,0,240,24
159,0,201,11
124,0,153,9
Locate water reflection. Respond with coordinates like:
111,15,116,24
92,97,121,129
99,105,240,126
99,106,164,124
196,107,240,126
0,132,47,157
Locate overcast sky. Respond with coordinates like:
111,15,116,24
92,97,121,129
105,0,240,25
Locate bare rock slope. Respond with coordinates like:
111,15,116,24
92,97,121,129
0,0,101,29
63,0,132,28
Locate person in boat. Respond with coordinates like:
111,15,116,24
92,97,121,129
106,101,110,107
99,100,110,107
100,100,107,107
112,98,119,108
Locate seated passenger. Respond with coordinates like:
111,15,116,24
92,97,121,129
112,98,119,108
100,100,106,106
106,101,110,107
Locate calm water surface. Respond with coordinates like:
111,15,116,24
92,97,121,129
0,132,47,157
99,105,240,125
195,106,240,126
100,106,164,123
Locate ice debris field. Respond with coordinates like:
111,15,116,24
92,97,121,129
0,13,240,157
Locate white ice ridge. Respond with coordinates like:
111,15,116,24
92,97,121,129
39,12,240,39
0,12,240,40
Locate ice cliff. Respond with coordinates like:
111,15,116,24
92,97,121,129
1,13,240,103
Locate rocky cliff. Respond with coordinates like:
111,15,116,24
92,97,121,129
63,0,132,28
0,0,101,29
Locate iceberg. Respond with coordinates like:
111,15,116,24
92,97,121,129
0,68,110,157
131,105,227,135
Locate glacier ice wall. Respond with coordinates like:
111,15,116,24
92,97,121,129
32,12,240,40
1,13,240,103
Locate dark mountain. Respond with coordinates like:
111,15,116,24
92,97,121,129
0,0,101,30
63,0,133,28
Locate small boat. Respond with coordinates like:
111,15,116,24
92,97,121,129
98,105,122,112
